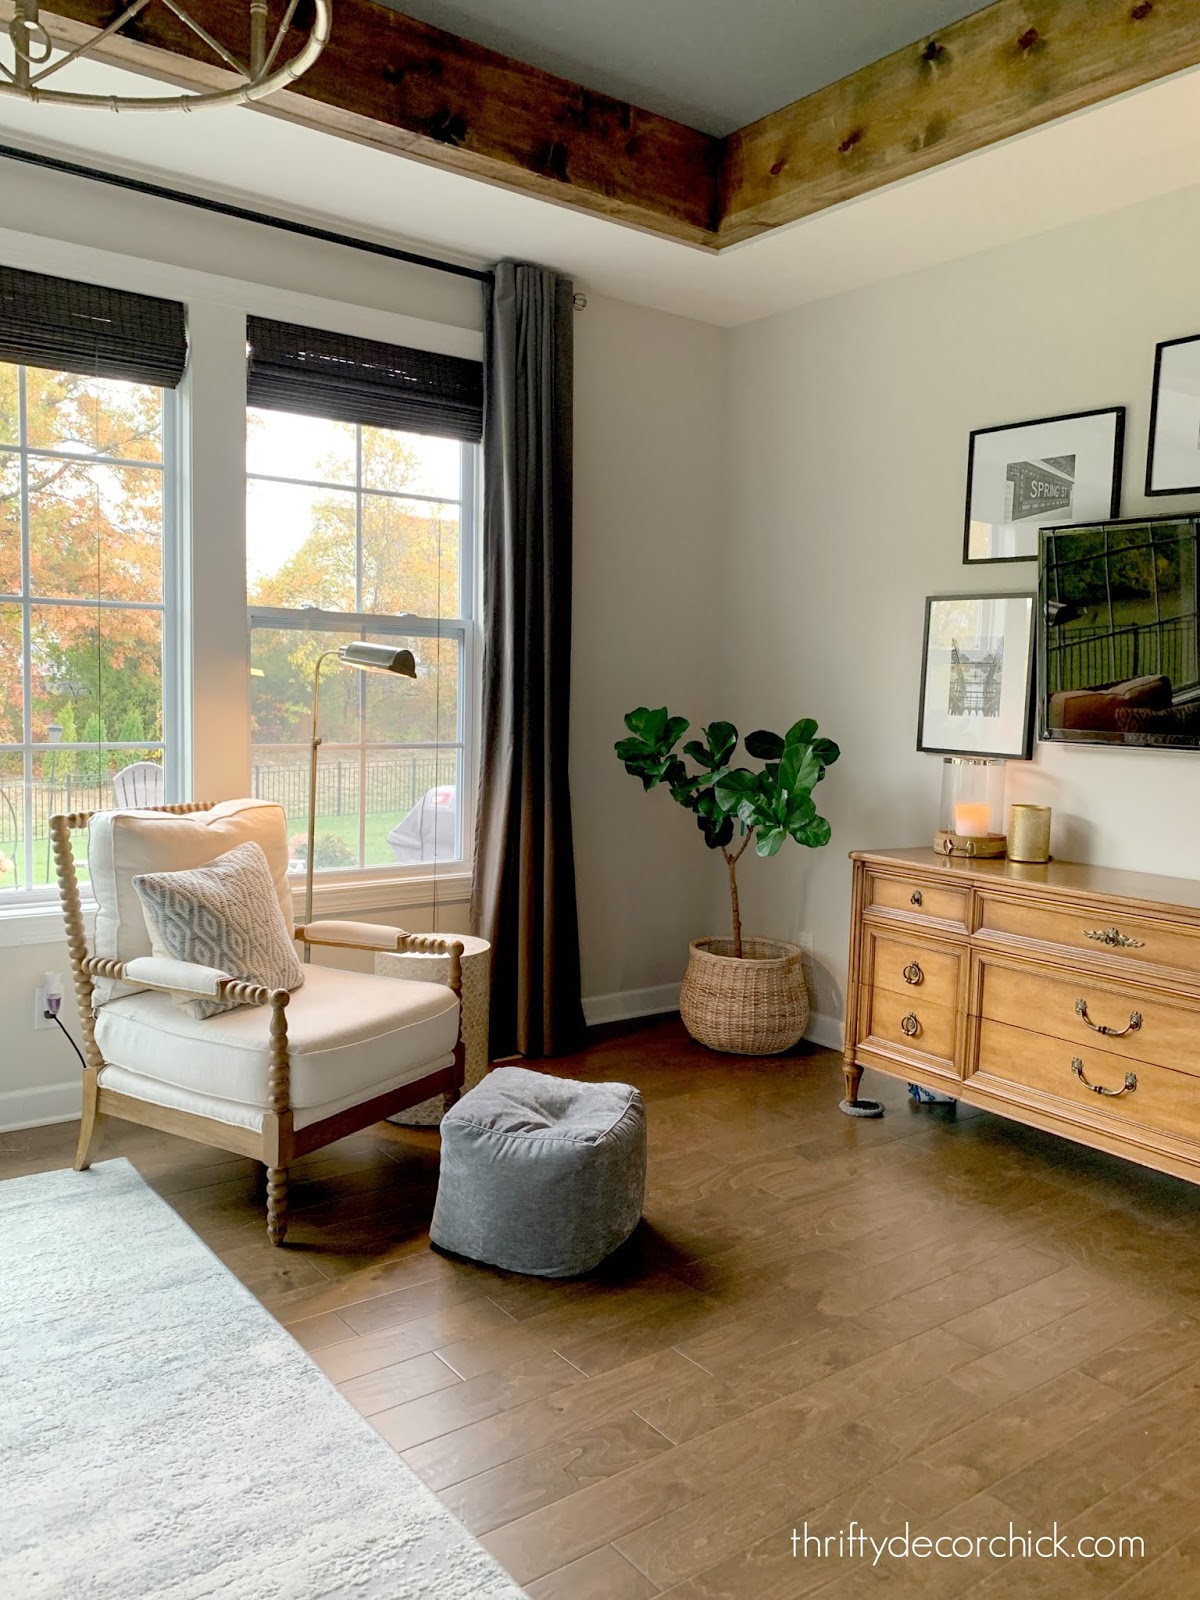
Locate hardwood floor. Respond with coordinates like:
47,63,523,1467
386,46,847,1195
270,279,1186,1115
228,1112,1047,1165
6,1016,1200,1597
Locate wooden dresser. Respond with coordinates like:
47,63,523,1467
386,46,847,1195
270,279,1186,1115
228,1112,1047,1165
844,847,1200,1185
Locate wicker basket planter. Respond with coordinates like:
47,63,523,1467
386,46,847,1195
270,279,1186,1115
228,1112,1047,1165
679,936,809,1055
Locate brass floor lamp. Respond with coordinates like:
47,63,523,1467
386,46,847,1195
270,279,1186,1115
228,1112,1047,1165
304,641,416,957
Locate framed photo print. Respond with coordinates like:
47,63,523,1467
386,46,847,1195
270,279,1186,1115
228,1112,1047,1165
917,592,1036,759
963,407,1124,563
1146,334,1200,495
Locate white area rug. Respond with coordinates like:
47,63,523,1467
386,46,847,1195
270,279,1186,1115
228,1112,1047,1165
0,1159,527,1600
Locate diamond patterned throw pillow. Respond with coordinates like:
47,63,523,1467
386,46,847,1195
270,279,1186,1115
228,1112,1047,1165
132,841,304,1019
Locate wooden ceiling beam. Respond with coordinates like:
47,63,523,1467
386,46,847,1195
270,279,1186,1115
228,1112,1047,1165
719,0,1200,246
19,0,1200,254
32,0,723,247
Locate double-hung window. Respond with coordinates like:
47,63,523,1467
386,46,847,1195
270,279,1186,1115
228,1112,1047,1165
245,318,482,884
0,269,186,897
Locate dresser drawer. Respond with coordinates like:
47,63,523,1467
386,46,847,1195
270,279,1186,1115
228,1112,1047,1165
977,892,1200,981
858,984,958,1070
974,1020,1200,1144
867,871,969,930
864,927,964,1009
977,957,1200,1078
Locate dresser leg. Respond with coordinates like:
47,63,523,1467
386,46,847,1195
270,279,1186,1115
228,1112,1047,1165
839,1054,884,1118
842,1059,862,1103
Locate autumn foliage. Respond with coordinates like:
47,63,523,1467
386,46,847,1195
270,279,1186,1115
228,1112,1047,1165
1,362,165,765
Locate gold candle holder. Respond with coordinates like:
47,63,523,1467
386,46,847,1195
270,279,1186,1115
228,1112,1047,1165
1007,804,1052,863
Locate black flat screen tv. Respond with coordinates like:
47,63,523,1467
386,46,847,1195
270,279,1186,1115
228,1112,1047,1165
1039,515,1200,749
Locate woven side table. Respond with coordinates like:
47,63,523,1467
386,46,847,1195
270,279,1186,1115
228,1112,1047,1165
375,933,491,1125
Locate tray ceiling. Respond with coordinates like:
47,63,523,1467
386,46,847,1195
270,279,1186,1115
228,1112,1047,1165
384,0,988,134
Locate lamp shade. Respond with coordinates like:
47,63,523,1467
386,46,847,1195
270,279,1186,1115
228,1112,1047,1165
337,641,417,677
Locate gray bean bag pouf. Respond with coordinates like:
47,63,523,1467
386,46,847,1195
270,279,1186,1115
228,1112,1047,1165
430,1066,646,1277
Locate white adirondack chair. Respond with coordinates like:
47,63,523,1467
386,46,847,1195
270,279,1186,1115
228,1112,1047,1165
111,761,165,808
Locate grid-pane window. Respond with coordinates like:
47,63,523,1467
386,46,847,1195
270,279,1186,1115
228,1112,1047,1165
247,407,474,879
0,361,173,895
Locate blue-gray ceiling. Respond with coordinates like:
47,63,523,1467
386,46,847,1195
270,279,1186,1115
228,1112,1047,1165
385,1,988,135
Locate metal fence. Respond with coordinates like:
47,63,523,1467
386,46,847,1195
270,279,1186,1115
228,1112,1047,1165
1046,614,1199,695
251,750,458,822
4,751,459,844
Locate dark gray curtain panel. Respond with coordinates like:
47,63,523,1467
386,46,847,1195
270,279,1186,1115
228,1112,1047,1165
471,261,585,1059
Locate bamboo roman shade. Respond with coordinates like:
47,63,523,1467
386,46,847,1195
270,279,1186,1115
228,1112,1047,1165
246,316,483,443
0,265,187,388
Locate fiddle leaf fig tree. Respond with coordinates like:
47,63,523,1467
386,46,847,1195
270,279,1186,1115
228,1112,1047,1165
615,708,840,958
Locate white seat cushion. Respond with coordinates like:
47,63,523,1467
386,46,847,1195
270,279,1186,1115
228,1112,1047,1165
94,964,458,1112
89,799,293,1005
96,1058,456,1134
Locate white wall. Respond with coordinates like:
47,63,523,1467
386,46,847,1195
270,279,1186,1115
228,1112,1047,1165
572,294,728,1018
723,182,1200,1033
0,155,482,338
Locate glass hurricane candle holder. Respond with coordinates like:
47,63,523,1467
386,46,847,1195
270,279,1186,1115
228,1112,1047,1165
935,758,1007,858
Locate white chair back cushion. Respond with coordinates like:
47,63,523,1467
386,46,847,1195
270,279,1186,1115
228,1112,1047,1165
89,799,293,1005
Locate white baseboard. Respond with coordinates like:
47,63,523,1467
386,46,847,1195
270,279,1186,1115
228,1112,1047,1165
0,1081,80,1135
582,984,844,1053
582,983,681,1026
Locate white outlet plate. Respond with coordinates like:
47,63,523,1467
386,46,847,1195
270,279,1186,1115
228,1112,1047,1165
796,932,814,955
34,985,56,1030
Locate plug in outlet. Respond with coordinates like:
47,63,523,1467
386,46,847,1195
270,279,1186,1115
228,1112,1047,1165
34,971,63,1031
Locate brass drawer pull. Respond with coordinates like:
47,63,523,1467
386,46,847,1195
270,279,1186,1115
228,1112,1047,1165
1075,998,1142,1038
1084,926,1145,950
903,961,924,986
1071,1057,1138,1097
901,1011,921,1038
910,890,923,907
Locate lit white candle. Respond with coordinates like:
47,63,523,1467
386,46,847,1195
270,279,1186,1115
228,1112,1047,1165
954,802,990,838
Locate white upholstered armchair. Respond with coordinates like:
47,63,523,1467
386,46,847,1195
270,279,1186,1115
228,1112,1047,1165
52,799,465,1245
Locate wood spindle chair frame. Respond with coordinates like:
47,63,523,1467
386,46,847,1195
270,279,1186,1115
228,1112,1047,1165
51,804,466,1245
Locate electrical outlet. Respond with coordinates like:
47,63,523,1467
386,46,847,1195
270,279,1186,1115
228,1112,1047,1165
796,932,814,956
34,984,55,1030
34,971,64,1031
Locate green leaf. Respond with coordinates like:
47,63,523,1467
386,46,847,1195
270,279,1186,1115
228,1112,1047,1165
712,767,760,810
779,744,821,796
735,796,765,828
663,715,690,751
786,792,817,827
684,720,738,773
614,736,649,762
744,729,784,761
784,717,818,748
811,737,840,767
791,815,832,849
699,813,735,849
756,827,787,857
623,706,666,742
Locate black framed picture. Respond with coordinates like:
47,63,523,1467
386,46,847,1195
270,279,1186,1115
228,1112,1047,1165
963,407,1125,564
917,592,1036,759
1146,334,1200,496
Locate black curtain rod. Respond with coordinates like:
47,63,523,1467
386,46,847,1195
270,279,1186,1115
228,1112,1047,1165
0,140,494,285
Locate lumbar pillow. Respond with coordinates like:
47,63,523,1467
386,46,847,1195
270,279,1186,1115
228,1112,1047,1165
132,841,304,1019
